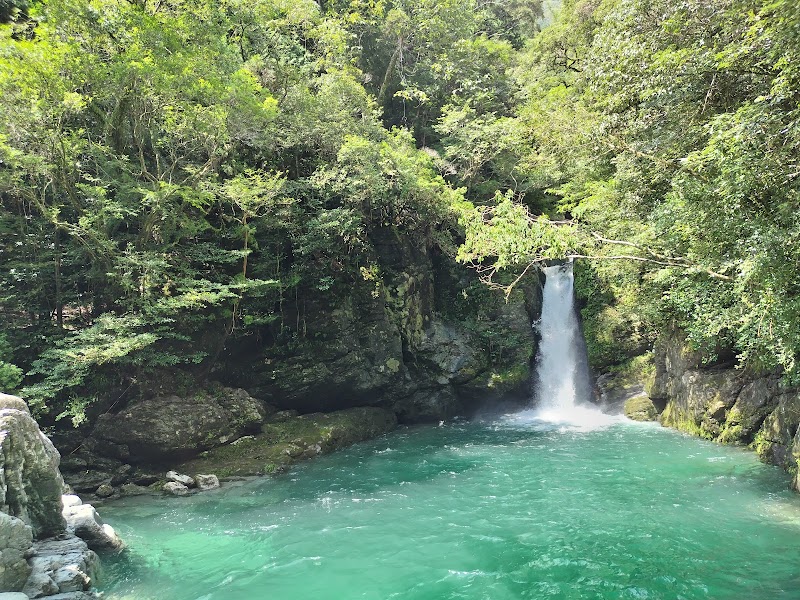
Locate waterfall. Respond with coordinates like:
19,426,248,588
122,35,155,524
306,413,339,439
502,261,622,431
534,262,593,413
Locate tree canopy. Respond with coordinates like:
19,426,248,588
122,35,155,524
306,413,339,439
2,0,799,422
459,0,800,376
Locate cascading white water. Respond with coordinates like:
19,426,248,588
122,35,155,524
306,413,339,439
502,261,624,431
534,263,583,411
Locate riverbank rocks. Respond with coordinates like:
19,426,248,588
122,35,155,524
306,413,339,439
62,501,124,553
649,330,800,491
118,483,151,497
194,474,220,490
23,536,98,598
175,406,398,478
161,471,219,495
0,394,121,598
88,385,267,463
166,471,194,487
753,390,800,470
651,333,787,442
163,482,190,496
0,394,66,539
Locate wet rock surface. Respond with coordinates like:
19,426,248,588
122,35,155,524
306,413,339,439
623,395,659,422
23,536,98,599
62,500,124,553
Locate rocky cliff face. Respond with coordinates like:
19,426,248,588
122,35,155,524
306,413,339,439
216,227,540,422
647,332,800,489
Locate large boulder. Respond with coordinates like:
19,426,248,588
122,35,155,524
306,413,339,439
88,385,266,462
0,512,33,591
23,536,98,598
62,502,124,553
0,394,66,538
623,394,659,422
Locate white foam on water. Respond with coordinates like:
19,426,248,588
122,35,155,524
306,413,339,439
503,262,627,432
502,404,627,432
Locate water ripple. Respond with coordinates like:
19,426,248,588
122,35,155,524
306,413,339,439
100,418,800,600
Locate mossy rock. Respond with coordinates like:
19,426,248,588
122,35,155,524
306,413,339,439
623,394,659,422
173,407,398,478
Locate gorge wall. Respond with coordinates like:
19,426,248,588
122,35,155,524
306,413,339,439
214,226,541,422
616,331,800,490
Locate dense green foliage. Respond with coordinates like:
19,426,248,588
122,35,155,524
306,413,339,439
461,0,800,376
0,0,543,421
3,0,799,421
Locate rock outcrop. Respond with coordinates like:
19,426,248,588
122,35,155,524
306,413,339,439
175,406,398,478
217,229,540,422
87,384,266,463
0,395,66,539
62,501,124,553
0,394,121,598
647,331,800,490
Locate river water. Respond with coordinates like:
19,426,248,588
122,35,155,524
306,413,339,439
97,264,800,598
98,417,800,599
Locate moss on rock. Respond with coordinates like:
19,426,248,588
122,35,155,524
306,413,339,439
173,407,398,478
623,394,658,422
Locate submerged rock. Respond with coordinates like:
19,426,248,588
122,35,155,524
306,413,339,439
88,385,267,463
